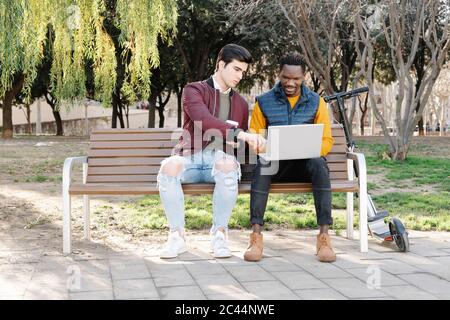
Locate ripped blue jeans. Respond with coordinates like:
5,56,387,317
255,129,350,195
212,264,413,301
157,150,241,234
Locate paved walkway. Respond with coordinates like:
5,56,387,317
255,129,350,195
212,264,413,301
1,229,450,300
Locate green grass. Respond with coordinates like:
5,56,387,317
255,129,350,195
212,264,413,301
365,156,450,192
372,192,450,231
110,193,352,233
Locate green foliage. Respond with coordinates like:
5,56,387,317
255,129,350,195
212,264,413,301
0,0,178,108
0,0,46,98
116,0,178,100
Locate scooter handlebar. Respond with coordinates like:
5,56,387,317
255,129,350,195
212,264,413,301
323,86,369,102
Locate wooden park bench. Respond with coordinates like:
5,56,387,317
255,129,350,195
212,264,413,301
62,124,369,255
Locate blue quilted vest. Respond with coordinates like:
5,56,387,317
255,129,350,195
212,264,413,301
256,81,320,126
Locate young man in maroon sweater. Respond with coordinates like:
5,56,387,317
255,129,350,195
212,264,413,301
158,44,265,259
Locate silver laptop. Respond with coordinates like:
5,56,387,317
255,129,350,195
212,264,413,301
258,124,324,161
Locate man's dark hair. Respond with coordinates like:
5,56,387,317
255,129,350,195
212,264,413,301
279,52,307,73
215,44,253,70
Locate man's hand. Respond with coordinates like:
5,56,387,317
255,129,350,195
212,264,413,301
237,132,267,154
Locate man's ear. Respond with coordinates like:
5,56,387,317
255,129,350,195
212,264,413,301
217,60,225,71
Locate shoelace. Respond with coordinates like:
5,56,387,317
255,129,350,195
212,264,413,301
248,236,259,249
319,236,329,248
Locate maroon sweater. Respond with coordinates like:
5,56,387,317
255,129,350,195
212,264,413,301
173,77,249,155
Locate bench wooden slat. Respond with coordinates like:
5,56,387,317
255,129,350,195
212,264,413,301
85,170,349,183
69,180,358,195
86,175,157,183
240,162,347,173
324,154,347,162
329,144,347,153
90,140,178,149
88,166,161,175
88,149,173,157
87,161,348,176
92,128,184,134
333,136,346,145
88,157,164,166
90,132,182,141
331,129,345,137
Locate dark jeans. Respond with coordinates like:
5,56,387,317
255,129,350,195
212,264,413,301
250,157,333,226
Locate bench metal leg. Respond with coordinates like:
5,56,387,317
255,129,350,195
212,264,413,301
359,180,369,253
63,190,71,255
346,159,354,240
82,162,90,240
83,195,90,240
346,192,354,240
62,156,88,255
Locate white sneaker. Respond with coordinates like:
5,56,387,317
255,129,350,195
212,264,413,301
210,230,232,258
160,230,187,259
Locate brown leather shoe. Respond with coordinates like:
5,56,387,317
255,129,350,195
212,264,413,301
316,233,336,262
244,232,263,262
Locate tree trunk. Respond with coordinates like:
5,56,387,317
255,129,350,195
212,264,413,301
125,105,129,128
112,92,125,128
112,100,118,128
176,87,183,128
1,74,25,139
26,105,31,134
103,0,126,129
45,93,63,136
117,102,125,128
158,106,165,128
393,146,408,161
53,109,63,136
148,90,157,128
359,94,369,136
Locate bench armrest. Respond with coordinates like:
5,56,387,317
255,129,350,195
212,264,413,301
346,152,367,192
63,156,88,192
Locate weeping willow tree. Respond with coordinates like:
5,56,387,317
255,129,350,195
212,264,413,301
0,0,178,138
0,0,50,138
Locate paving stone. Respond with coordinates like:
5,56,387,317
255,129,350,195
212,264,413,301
113,278,158,300
76,259,111,276
331,254,379,269
241,281,299,300
298,262,354,279
69,290,114,300
326,278,389,299
214,256,253,267
272,271,328,290
0,250,41,264
195,274,246,296
71,273,113,292
256,257,303,272
408,244,450,257
185,260,227,278
153,268,195,287
0,264,34,296
207,292,259,300
159,286,206,300
381,285,438,300
398,273,450,298
110,262,150,280
373,259,423,275
224,265,275,282
344,267,408,287
294,288,348,300
144,256,188,274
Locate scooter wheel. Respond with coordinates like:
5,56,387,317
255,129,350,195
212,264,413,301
389,218,409,252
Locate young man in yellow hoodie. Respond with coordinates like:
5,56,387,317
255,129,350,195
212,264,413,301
244,52,337,263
